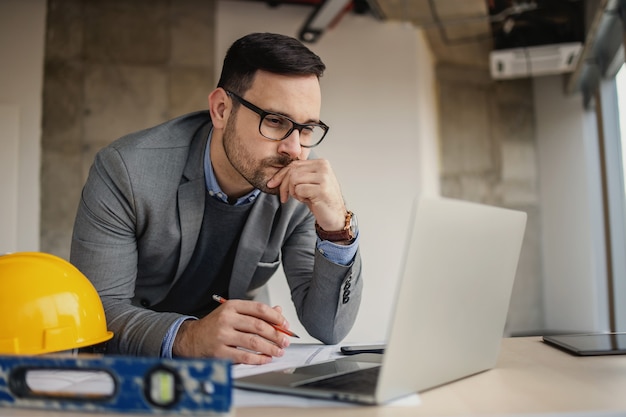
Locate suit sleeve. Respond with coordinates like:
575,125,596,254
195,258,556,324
70,147,182,356
281,213,363,345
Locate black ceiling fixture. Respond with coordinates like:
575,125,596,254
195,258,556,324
246,0,372,42
488,0,586,50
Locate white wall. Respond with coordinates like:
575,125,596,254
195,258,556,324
534,75,609,333
0,0,46,253
217,1,439,343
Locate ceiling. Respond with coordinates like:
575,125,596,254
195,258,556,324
372,0,587,69
243,0,591,70
235,0,623,99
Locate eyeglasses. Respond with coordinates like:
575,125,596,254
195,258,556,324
226,90,329,148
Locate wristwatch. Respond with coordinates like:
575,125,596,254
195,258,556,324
315,211,358,242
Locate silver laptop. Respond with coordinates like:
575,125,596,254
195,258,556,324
235,197,527,404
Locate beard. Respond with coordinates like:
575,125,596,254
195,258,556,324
222,113,296,195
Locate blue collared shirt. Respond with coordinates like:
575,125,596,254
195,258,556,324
161,130,359,357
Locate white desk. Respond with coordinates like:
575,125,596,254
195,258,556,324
2,337,626,417
234,336,626,417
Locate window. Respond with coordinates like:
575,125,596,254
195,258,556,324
609,62,626,331
615,64,626,171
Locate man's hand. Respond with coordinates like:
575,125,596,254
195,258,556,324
266,159,346,231
172,299,291,364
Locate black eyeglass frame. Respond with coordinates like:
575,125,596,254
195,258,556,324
226,90,329,148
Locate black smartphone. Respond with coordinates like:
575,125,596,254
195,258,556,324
340,344,386,355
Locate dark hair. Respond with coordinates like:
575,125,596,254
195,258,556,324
217,32,326,95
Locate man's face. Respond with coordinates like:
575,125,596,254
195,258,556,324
221,71,322,195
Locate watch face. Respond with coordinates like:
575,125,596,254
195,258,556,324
349,212,358,235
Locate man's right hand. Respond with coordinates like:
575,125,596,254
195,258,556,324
171,299,292,364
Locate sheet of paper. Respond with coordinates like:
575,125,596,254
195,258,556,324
233,343,343,379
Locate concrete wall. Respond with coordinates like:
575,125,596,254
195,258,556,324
436,64,543,335
40,0,217,258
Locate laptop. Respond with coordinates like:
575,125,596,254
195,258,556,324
235,196,527,404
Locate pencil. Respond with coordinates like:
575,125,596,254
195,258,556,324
212,294,300,338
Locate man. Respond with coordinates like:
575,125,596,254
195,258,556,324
70,32,362,365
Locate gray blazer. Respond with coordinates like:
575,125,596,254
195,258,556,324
70,111,362,356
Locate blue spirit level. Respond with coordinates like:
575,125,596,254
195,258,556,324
0,354,231,414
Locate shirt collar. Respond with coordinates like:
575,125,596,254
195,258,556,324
204,129,260,206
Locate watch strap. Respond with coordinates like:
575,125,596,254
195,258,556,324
315,211,354,242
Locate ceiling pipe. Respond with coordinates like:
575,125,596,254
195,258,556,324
298,0,352,42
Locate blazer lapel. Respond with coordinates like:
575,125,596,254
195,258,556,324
229,194,280,298
174,122,212,281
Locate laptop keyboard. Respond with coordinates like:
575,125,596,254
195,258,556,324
298,366,380,394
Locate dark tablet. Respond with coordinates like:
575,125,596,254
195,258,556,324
542,333,626,356
340,344,386,355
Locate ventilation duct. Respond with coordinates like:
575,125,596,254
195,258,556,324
489,42,584,79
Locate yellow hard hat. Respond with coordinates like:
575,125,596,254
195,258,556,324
0,252,113,355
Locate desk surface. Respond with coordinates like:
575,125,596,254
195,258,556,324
1,337,626,417
234,336,626,417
